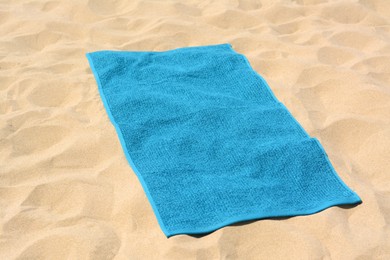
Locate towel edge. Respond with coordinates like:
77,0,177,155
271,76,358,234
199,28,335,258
86,53,171,238
166,195,362,238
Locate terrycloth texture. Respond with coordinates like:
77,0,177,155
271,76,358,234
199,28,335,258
86,43,361,238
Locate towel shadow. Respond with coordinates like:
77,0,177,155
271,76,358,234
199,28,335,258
187,202,362,238
187,216,291,238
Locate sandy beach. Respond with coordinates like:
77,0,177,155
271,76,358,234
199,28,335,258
1,0,390,259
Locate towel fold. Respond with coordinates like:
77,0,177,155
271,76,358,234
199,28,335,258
86,43,361,237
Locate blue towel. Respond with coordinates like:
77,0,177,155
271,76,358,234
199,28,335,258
86,43,361,237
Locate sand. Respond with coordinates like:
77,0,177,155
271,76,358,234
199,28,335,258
1,0,389,259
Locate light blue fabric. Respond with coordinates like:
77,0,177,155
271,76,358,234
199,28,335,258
86,43,361,238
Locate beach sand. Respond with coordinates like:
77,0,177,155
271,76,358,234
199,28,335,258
1,0,390,259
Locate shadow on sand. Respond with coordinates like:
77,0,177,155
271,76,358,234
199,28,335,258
187,202,362,238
